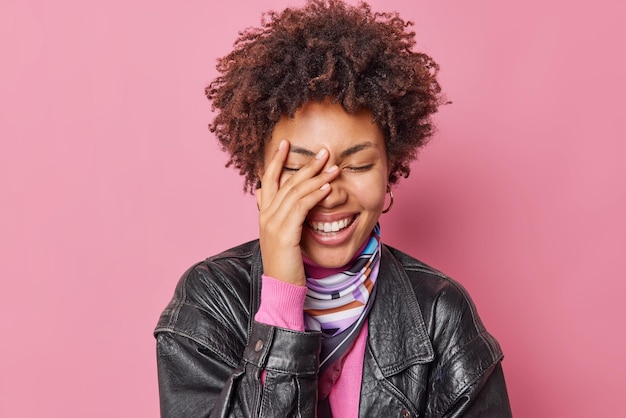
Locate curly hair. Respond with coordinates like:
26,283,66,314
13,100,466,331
206,0,445,193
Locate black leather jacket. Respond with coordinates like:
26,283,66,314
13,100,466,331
155,240,512,417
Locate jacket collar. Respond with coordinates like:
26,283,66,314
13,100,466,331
366,245,434,377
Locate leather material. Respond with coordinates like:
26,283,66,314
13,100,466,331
155,240,512,417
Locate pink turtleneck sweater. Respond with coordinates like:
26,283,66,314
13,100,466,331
254,253,370,417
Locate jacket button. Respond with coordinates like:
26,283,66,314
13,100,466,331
401,409,410,418
254,339,264,352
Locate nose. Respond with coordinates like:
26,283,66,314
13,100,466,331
318,174,347,208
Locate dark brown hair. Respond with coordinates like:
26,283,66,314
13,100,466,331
206,0,445,193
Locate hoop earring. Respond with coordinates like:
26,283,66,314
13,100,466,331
382,186,394,214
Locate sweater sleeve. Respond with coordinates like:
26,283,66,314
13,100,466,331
254,274,307,332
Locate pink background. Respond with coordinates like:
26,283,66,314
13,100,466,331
1,0,624,416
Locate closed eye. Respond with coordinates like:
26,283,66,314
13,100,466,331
345,164,374,172
282,166,301,172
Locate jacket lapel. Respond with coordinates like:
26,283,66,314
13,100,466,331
366,245,434,376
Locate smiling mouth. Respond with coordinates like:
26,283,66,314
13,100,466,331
306,215,357,234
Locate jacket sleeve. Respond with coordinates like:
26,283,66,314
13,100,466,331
423,278,513,418
445,362,512,418
156,322,321,418
155,263,322,417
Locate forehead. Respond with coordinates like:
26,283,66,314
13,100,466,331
268,101,385,154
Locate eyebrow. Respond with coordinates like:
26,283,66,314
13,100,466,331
289,145,316,157
289,142,375,158
339,142,375,158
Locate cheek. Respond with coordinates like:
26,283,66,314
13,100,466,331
352,175,387,211
370,186,387,211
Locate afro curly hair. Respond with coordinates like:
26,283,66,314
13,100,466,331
206,0,445,193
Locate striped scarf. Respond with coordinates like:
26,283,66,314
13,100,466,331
303,224,381,375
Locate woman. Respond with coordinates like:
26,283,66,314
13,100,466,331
155,1,512,416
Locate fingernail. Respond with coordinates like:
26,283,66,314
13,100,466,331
325,165,338,173
278,139,286,150
320,183,330,190
315,148,327,160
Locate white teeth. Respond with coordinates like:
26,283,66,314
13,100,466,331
311,217,352,233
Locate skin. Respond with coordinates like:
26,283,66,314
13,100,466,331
256,100,389,286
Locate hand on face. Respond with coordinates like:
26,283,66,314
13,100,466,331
256,139,340,286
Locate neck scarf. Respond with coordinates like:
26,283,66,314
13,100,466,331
303,224,381,378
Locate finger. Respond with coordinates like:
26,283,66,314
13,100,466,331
281,181,334,219
278,148,330,190
260,180,335,237
267,164,339,220
263,144,332,211
259,139,289,209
